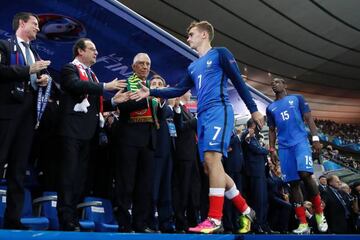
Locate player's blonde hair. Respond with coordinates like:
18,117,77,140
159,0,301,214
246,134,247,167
187,21,214,42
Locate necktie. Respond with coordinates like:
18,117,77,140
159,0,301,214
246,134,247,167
86,68,94,82
22,42,38,90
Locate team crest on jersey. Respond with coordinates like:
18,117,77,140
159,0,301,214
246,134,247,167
289,100,294,105
206,60,212,68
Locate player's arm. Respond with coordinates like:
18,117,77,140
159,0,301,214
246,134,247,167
268,126,279,163
297,94,322,153
266,107,279,164
150,73,194,99
130,72,194,101
218,47,264,128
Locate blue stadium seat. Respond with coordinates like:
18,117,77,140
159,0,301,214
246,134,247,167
79,197,118,232
20,188,49,230
0,187,49,230
33,192,95,231
0,186,6,228
33,192,59,230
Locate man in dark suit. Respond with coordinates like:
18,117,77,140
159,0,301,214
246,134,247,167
241,118,270,233
321,174,353,233
0,12,51,229
57,38,127,231
112,53,158,233
222,128,244,233
267,163,292,233
172,91,201,232
147,75,176,232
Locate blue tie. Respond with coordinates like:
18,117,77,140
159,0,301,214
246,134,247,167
22,42,38,90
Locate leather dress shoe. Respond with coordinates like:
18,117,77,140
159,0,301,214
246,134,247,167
61,221,81,231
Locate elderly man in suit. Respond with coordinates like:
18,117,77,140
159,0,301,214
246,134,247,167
112,53,159,233
321,175,354,233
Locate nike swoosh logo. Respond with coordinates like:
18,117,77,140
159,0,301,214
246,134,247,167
209,142,219,146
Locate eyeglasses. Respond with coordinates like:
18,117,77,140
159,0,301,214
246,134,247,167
85,47,97,52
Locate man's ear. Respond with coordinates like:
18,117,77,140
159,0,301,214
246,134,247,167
77,48,83,57
19,19,25,28
203,31,209,40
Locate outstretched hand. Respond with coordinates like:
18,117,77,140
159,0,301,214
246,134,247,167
129,83,150,101
104,79,127,91
112,89,130,104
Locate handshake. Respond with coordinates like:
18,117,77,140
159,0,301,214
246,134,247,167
103,78,131,105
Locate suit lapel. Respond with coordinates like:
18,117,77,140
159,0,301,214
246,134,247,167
13,39,27,65
181,105,192,120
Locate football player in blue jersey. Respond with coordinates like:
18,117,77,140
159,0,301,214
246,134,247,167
131,21,264,234
266,78,328,234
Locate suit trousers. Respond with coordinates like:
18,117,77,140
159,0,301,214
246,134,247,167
2,93,35,223
57,136,90,225
172,158,201,230
114,144,154,231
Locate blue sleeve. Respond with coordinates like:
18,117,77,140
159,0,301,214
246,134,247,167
150,72,194,99
217,47,258,113
266,106,275,128
294,94,310,116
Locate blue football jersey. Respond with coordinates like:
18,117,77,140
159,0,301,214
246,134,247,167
266,94,310,148
150,47,257,114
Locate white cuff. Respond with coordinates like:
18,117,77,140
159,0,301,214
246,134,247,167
312,136,320,142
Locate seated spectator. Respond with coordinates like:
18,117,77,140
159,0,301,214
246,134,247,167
267,163,292,233
321,175,354,233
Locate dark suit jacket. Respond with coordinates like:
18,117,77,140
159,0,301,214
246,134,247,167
224,133,244,173
173,105,197,161
0,37,45,167
58,63,106,140
154,104,174,157
241,130,269,177
321,186,352,233
267,171,289,200
0,37,37,119
115,88,157,149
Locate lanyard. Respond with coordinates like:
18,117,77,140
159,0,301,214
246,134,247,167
35,78,52,129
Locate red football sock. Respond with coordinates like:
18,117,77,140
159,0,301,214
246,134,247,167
311,194,323,214
294,206,307,224
208,195,224,220
232,193,249,213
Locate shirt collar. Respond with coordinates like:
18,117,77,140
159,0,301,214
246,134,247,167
72,58,90,70
17,36,29,46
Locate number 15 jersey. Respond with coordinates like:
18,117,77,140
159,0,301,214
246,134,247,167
266,94,310,148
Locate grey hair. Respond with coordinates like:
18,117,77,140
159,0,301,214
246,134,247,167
133,53,151,65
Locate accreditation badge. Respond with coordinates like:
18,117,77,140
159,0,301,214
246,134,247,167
0,53,2,62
